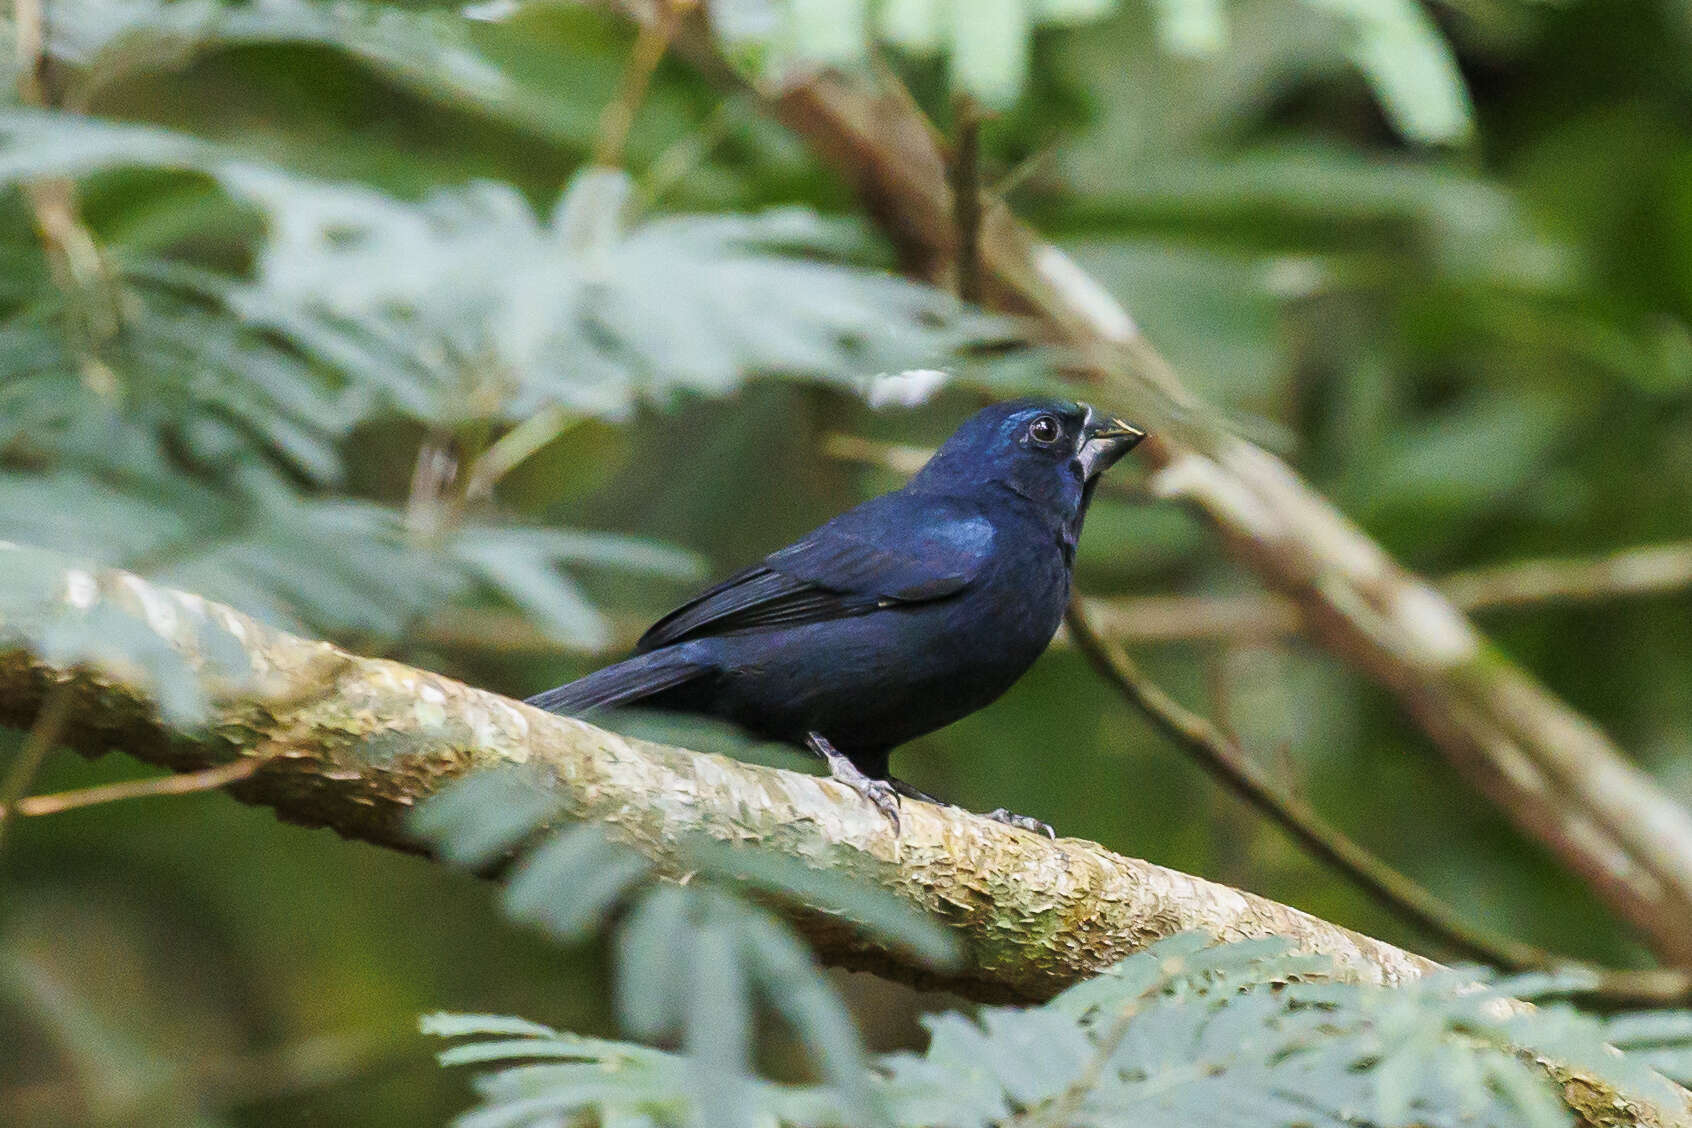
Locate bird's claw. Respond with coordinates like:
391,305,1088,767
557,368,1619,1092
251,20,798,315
986,808,1056,838
806,732,901,833
842,774,902,831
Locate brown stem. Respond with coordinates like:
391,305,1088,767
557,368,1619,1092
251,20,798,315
0,682,73,857
14,0,124,383
1082,539,1692,642
0,544,1437,1002
594,0,692,170
2,544,1686,1125
11,756,268,818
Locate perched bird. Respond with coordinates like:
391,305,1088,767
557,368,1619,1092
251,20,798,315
527,398,1146,835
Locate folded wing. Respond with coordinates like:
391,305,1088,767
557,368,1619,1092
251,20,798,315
636,496,995,653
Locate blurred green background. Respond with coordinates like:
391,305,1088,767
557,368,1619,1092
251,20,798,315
5,0,1692,1123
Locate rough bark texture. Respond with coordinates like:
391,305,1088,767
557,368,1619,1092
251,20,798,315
679,54,1692,966
4,545,1690,1128
0,545,1434,1001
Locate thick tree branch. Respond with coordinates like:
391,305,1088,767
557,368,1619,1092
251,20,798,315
5,548,1691,1128
651,35,1692,965
0,546,1435,1002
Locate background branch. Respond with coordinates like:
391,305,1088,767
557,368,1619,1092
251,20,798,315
1082,539,1692,643
1066,596,1692,1008
1065,595,1545,968
642,17,1692,967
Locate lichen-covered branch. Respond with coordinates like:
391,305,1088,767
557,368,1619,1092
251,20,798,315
5,548,1690,1128
653,33,1692,964
0,545,1434,1002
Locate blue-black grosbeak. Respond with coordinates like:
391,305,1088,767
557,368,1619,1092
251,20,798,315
527,398,1145,835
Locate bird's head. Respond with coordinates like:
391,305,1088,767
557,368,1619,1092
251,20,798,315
908,398,1147,526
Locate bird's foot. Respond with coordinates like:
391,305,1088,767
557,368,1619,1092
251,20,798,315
806,733,900,832
985,808,1056,839
838,774,901,831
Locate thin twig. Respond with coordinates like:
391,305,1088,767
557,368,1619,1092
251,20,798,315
404,428,460,542
991,132,1061,199
1439,539,1692,610
1065,595,1692,1006
641,98,734,208
461,406,581,503
594,0,693,170
14,0,124,385
13,0,46,106
1065,593,1542,968
0,682,74,856
12,756,269,818
821,432,936,477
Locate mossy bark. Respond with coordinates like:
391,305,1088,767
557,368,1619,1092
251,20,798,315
0,544,1435,1004
3,544,1688,1126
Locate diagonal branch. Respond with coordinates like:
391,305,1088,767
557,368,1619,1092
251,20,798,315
644,22,1692,965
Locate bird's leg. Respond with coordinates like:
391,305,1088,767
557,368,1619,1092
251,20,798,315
887,778,1057,839
806,733,900,831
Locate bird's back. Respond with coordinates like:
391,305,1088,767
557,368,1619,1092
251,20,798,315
655,488,1073,758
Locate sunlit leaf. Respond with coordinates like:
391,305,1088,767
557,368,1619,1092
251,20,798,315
1304,0,1473,145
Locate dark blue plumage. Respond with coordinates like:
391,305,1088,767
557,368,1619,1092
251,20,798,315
526,398,1145,833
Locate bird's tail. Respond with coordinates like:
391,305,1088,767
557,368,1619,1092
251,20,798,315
524,649,710,716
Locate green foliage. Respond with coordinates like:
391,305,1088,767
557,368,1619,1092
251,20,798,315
411,769,1691,1128
427,933,1692,1128
712,0,1471,141
45,0,529,125
411,766,962,1128
10,0,1692,1126
0,543,255,725
0,91,1008,659
225,162,1009,424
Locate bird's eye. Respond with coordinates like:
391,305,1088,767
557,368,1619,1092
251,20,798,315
1027,415,1061,445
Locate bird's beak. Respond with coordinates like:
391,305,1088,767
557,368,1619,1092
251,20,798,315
1076,414,1147,479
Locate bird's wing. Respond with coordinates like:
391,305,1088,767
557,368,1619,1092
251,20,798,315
635,497,995,652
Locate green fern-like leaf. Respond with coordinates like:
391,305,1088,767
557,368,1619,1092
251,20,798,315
428,935,1692,1128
